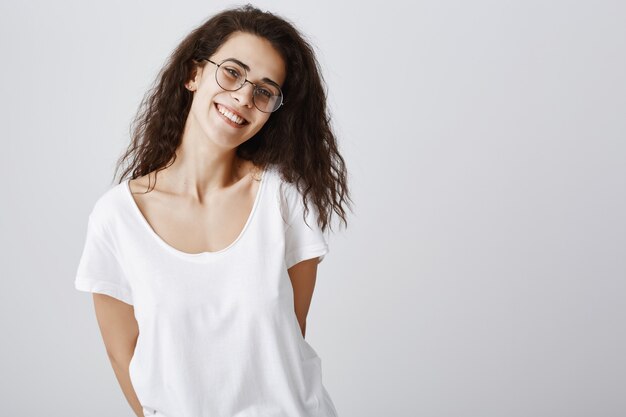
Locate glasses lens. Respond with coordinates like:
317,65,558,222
216,61,245,91
253,83,282,113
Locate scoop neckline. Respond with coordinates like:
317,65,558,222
123,168,267,261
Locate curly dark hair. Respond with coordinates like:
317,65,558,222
113,4,352,232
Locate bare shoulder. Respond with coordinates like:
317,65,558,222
240,160,265,181
128,172,160,195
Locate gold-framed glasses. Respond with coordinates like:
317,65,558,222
204,58,284,113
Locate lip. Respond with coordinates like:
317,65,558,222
215,103,249,126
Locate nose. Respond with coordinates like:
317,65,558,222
231,81,255,108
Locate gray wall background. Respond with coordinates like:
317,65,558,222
1,0,624,416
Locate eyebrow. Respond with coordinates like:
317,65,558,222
228,58,282,88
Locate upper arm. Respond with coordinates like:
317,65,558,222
75,210,134,305
75,209,138,361
93,293,139,364
279,181,329,270
288,257,319,330
279,180,330,333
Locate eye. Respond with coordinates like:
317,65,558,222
256,88,273,98
223,66,241,79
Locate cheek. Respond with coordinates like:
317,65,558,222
192,91,220,117
189,92,207,111
252,115,272,131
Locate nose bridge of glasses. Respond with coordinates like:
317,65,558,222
226,78,255,109
242,78,258,92
234,78,257,100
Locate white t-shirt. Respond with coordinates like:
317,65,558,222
74,165,339,417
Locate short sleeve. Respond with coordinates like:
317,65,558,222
74,212,134,305
280,182,330,270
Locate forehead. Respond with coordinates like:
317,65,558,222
211,31,286,86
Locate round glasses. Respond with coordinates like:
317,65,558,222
203,58,284,113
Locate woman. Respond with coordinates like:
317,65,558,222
74,4,351,417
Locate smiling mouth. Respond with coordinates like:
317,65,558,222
215,103,249,125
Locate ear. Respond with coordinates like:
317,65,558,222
186,59,205,89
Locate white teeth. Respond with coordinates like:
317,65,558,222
217,104,245,125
